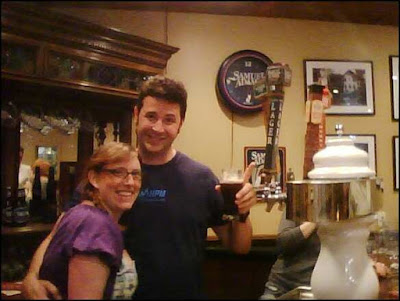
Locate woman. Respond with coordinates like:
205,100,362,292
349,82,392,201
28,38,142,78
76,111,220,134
26,142,141,299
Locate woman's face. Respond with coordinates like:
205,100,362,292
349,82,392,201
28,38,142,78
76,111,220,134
90,155,141,215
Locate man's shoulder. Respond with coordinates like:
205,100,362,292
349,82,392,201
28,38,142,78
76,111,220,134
175,152,213,174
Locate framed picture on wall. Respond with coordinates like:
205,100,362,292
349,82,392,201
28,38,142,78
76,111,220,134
390,55,399,121
244,146,286,190
326,134,377,174
393,136,399,191
304,60,374,115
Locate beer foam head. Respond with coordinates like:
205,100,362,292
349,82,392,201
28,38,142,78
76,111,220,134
221,169,243,182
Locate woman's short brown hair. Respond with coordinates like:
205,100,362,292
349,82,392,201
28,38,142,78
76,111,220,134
79,142,139,204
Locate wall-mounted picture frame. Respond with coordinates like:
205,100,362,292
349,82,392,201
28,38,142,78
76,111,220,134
393,136,399,191
304,60,374,115
390,55,399,121
326,134,376,174
244,146,286,190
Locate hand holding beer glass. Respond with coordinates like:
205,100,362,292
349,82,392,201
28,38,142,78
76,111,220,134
220,168,244,221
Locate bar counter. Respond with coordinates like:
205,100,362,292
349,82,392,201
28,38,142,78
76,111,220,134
204,235,278,299
2,226,397,300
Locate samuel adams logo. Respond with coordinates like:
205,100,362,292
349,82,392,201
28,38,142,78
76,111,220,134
217,50,273,113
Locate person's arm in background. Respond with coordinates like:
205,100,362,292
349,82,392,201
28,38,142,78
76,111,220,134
213,162,257,254
21,214,64,300
373,261,390,278
299,222,318,239
275,209,318,256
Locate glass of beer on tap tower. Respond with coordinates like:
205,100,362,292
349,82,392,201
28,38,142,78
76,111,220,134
220,168,243,221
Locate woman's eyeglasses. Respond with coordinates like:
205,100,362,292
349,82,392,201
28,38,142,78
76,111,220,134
102,168,142,180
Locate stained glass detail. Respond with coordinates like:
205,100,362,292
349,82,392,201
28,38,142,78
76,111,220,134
47,52,150,91
1,42,37,75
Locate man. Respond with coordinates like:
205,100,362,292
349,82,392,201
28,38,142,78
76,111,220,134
259,211,320,299
22,75,257,299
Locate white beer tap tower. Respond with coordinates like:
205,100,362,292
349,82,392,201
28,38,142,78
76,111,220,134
254,65,382,299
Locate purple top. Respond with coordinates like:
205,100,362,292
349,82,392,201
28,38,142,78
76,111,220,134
39,204,123,299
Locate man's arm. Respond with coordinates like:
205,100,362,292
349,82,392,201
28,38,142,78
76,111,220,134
212,163,257,254
21,214,64,300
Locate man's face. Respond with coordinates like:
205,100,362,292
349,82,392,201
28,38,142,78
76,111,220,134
135,96,183,156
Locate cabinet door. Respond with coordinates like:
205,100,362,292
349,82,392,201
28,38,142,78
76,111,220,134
2,40,40,76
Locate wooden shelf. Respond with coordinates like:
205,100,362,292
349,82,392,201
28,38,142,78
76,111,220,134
207,233,277,241
2,222,54,236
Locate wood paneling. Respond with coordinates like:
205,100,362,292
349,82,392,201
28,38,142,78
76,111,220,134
39,1,399,26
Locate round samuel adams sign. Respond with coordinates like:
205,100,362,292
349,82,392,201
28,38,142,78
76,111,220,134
217,50,273,114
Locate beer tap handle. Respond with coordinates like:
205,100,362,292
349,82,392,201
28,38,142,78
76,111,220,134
277,200,285,211
254,63,292,193
265,201,275,212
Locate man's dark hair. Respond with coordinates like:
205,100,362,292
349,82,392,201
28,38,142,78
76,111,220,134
137,75,187,120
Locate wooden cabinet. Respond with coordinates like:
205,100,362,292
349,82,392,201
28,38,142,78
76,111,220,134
1,2,178,95
2,223,53,282
1,1,178,204
1,2,179,280
203,239,277,299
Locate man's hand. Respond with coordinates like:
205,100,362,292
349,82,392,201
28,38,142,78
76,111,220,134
373,261,390,278
213,163,256,254
235,162,257,214
21,273,62,300
299,222,318,239
215,162,257,215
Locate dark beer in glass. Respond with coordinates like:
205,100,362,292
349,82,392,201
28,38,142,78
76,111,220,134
220,169,243,221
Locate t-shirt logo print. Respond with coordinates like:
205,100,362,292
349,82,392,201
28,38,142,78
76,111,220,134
139,188,167,202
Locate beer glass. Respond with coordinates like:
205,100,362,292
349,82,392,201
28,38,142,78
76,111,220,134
220,168,243,221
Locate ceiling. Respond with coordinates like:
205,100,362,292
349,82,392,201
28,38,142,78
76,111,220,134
39,1,399,26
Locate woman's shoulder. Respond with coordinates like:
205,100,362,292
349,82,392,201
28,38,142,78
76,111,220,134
61,204,119,233
59,205,123,259
64,203,107,218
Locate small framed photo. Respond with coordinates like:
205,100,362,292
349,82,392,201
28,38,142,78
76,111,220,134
326,134,376,174
390,56,399,121
393,136,399,191
244,146,286,190
304,60,374,115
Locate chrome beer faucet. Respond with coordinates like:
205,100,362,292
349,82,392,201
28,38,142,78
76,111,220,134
253,63,292,212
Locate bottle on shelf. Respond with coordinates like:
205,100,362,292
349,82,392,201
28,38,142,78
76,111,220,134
43,166,57,223
30,166,42,222
2,186,14,226
13,188,30,226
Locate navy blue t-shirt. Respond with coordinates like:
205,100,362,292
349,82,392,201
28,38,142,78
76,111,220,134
123,151,226,299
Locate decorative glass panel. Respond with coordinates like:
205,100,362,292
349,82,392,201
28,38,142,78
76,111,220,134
47,51,150,91
1,42,37,75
